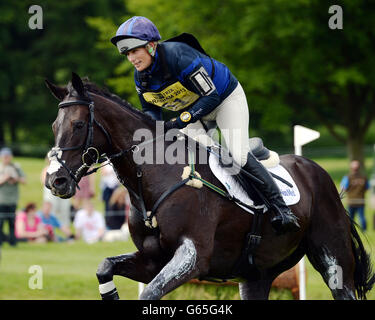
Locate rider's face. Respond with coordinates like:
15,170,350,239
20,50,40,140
126,47,152,72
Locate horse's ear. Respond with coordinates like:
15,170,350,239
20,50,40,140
71,72,85,97
45,79,68,101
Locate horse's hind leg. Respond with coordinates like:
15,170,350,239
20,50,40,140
239,279,273,300
139,237,201,300
306,214,356,299
96,251,163,300
307,246,356,300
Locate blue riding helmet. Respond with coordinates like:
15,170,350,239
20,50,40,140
111,16,161,54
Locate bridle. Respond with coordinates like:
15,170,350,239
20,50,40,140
49,95,114,188
49,93,205,229
48,93,154,196
49,93,167,228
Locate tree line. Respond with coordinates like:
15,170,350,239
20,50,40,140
1,0,374,165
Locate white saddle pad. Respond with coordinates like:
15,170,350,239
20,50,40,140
208,154,300,215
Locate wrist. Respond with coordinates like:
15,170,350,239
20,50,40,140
164,119,180,132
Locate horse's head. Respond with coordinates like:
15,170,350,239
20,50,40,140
44,72,111,198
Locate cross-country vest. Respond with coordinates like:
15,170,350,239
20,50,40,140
137,34,215,112
134,34,238,124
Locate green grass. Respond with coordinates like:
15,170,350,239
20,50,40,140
1,155,374,300
0,241,139,300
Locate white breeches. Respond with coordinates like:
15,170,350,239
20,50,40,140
181,82,250,167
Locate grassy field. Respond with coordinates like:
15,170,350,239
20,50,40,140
0,155,374,300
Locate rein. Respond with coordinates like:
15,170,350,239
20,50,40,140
50,94,236,228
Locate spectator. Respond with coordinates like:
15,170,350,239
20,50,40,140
73,200,105,244
0,147,26,247
37,201,71,242
72,175,95,214
340,160,370,231
41,157,72,238
15,203,48,243
100,165,119,218
106,186,130,230
102,187,131,242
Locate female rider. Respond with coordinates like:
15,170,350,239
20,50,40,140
110,16,299,235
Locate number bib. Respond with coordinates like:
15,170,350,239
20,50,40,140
142,81,199,112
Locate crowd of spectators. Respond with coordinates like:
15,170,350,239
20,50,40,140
0,148,131,247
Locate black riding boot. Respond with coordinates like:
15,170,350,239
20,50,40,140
242,152,300,235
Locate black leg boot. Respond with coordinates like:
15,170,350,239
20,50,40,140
242,152,300,235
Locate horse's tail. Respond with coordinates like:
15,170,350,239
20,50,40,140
350,218,375,299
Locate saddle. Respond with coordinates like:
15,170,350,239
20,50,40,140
205,137,300,269
207,138,300,213
249,137,271,161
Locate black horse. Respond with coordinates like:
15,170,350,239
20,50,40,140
45,73,375,300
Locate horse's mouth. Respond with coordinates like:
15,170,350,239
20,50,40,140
47,175,76,199
51,187,75,199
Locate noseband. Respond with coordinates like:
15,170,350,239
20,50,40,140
49,96,112,187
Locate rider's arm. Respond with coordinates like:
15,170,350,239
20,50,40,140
173,51,221,128
175,78,221,128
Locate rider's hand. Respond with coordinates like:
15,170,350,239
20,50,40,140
164,120,179,132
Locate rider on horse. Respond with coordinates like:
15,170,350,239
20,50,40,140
110,16,300,235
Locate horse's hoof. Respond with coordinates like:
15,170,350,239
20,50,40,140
100,289,120,300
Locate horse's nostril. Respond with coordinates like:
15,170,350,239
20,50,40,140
53,177,68,187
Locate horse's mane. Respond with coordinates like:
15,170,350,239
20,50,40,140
68,78,155,126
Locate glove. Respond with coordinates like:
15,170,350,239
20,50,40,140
164,120,180,132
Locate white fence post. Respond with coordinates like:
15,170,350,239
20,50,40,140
294,125,320,300
138,282,145,298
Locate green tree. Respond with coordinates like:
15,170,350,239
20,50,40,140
231,0,375,164
89,0,375,164
0,0,126,151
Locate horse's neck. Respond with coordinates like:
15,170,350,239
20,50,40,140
95,93,154,152
94,94,155,192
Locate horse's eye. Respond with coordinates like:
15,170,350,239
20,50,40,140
73,121,85,131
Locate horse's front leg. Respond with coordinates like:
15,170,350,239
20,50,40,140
96,251,163,300
140,237,200,300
